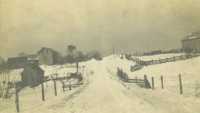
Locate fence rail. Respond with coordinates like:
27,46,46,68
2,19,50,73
117,68,151,89
130,53,200,66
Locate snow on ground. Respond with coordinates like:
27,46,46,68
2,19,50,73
134,53,185,61
1,55,200,113
41,63,82,78
128,56,200,97
0,69,23,83
0,62,89,113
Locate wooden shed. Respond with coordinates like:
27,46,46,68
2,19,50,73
182,32,200,53
21,61,44,87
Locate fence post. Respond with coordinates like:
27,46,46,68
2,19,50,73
41,82,45,101
135,76,138,83
62,82,65,92
53,79,57,96
76,62,79,73
179,74,183,95
15,84,20,113
173,56,175,61
195,81,200,97
69,81,72,90
151,77,155,90
144,75,151,88
161,76,164,89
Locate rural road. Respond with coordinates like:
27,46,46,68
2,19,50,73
56,58,190,113
14,56,200,113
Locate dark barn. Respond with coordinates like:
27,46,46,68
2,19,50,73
21,61,44,87
38,47,63,65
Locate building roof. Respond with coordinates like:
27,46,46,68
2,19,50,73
38,47,58,54
7,56,28,63
182,32,200,41
24,63,44,73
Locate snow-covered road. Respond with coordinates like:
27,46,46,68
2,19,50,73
38,56,200,113
1,55,200,113
63,60,153,113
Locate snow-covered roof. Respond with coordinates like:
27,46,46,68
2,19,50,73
183,32,200,41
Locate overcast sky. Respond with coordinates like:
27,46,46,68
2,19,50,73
1,0,200,58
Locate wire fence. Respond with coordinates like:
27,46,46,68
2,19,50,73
0,70,20,98
128,73,200,97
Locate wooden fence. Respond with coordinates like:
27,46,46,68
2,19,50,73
117,68,151,89
0,71,16,98
13,72,84,113
131,74,200,98
130,54,200,72
134,54,200,66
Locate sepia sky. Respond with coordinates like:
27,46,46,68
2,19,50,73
1,0,200,58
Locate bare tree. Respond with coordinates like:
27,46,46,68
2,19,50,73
67,45,77,54
66,45,77,63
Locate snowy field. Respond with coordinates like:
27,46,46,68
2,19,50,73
128,56,200,97
1,55,200,113
0,62,88,113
